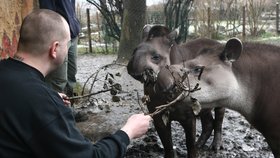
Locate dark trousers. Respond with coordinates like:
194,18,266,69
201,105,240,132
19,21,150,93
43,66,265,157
46,37,78,96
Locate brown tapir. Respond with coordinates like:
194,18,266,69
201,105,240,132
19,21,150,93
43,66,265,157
154,38,280,157
127,25,225,157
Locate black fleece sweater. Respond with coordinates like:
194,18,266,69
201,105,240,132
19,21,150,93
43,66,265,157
0,58,129,158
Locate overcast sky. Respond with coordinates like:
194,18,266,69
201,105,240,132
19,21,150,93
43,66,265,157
147,0,162,6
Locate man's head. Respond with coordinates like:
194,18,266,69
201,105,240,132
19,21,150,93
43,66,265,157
17,9,71,74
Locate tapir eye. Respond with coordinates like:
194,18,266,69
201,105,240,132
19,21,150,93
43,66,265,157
192,66,202,73
190,66,205,79
151,54,161,61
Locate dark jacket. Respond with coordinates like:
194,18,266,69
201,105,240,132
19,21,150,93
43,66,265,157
39,0,80,39
0,58,130,158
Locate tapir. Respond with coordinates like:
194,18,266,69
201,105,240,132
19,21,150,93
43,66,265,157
127,25,225,157
154,38,280,157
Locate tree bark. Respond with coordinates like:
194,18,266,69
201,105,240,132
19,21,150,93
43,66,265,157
117,0,146,63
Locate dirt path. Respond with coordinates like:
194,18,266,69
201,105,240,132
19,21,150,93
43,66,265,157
75,54,274,158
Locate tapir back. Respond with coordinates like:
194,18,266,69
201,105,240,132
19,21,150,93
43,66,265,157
232,43,280,152
170,38,221,64
153,38,280,157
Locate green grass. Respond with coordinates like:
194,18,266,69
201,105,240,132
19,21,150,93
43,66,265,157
73,82,85,96
78,46,117,55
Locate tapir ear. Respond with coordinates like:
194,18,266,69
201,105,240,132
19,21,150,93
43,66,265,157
167,27,179,41
220,38,242,62
142,24,152,41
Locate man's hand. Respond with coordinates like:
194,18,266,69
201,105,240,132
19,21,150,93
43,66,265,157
121,113,152,140
58,92,71,106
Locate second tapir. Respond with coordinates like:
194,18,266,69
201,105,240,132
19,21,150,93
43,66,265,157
155,38,280,157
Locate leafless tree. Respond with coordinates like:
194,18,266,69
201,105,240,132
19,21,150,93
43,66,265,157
86,0,123,41
246,0,269,36
191,0,242,38
164,0,193,42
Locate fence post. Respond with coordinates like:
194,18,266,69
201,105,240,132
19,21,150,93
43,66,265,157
207,7,211,38
242,5,246,41
86,8,93,53
96,12,101,43
276,3,279,35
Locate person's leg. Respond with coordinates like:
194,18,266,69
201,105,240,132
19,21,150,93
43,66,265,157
66,37,78,96
66,38,85,118
45,56,68,93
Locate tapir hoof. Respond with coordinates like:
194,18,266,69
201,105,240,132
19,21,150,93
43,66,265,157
210,139,223,152
195,138,208,149
195,126,213,149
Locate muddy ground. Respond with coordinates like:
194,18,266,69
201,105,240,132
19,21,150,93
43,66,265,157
74,54,274,158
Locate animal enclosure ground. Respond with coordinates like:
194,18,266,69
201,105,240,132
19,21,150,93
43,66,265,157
75,54,274,158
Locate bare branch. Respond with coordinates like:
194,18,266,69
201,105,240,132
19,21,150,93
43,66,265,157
68,89,111,100
149,91,188,117
70,62,126,108
143,66,202,117
136,92,150,115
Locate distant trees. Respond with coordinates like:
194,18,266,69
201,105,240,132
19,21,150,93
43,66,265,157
191,0,240,38
86,0,146,62
164,0,193,42
246,0,270,36
86,0,123,41
191,0,274,38
82,0,278,59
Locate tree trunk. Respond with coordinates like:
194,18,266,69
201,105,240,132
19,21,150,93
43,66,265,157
117,0,146,63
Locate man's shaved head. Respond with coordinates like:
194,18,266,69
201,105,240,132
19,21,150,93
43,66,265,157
18,9,70,55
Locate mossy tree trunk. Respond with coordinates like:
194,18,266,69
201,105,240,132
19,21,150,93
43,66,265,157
117,0,146,63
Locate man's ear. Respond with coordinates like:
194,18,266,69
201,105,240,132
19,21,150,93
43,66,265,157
49,41,59,59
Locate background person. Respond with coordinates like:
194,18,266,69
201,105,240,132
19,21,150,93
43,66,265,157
0,9,151,158
39,0,80,97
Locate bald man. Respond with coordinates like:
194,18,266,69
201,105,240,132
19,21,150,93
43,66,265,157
0,9,151,158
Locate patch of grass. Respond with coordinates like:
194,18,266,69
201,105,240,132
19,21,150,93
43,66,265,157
71,82,92,107
78,46,117,55
259,31,275,39
73,82,90,96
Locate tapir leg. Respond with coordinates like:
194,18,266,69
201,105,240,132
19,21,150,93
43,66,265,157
145,86,176,157
181,113,197,158
196,109,214,148
152,114,175,158
210,107,225,151
264,137,280,158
